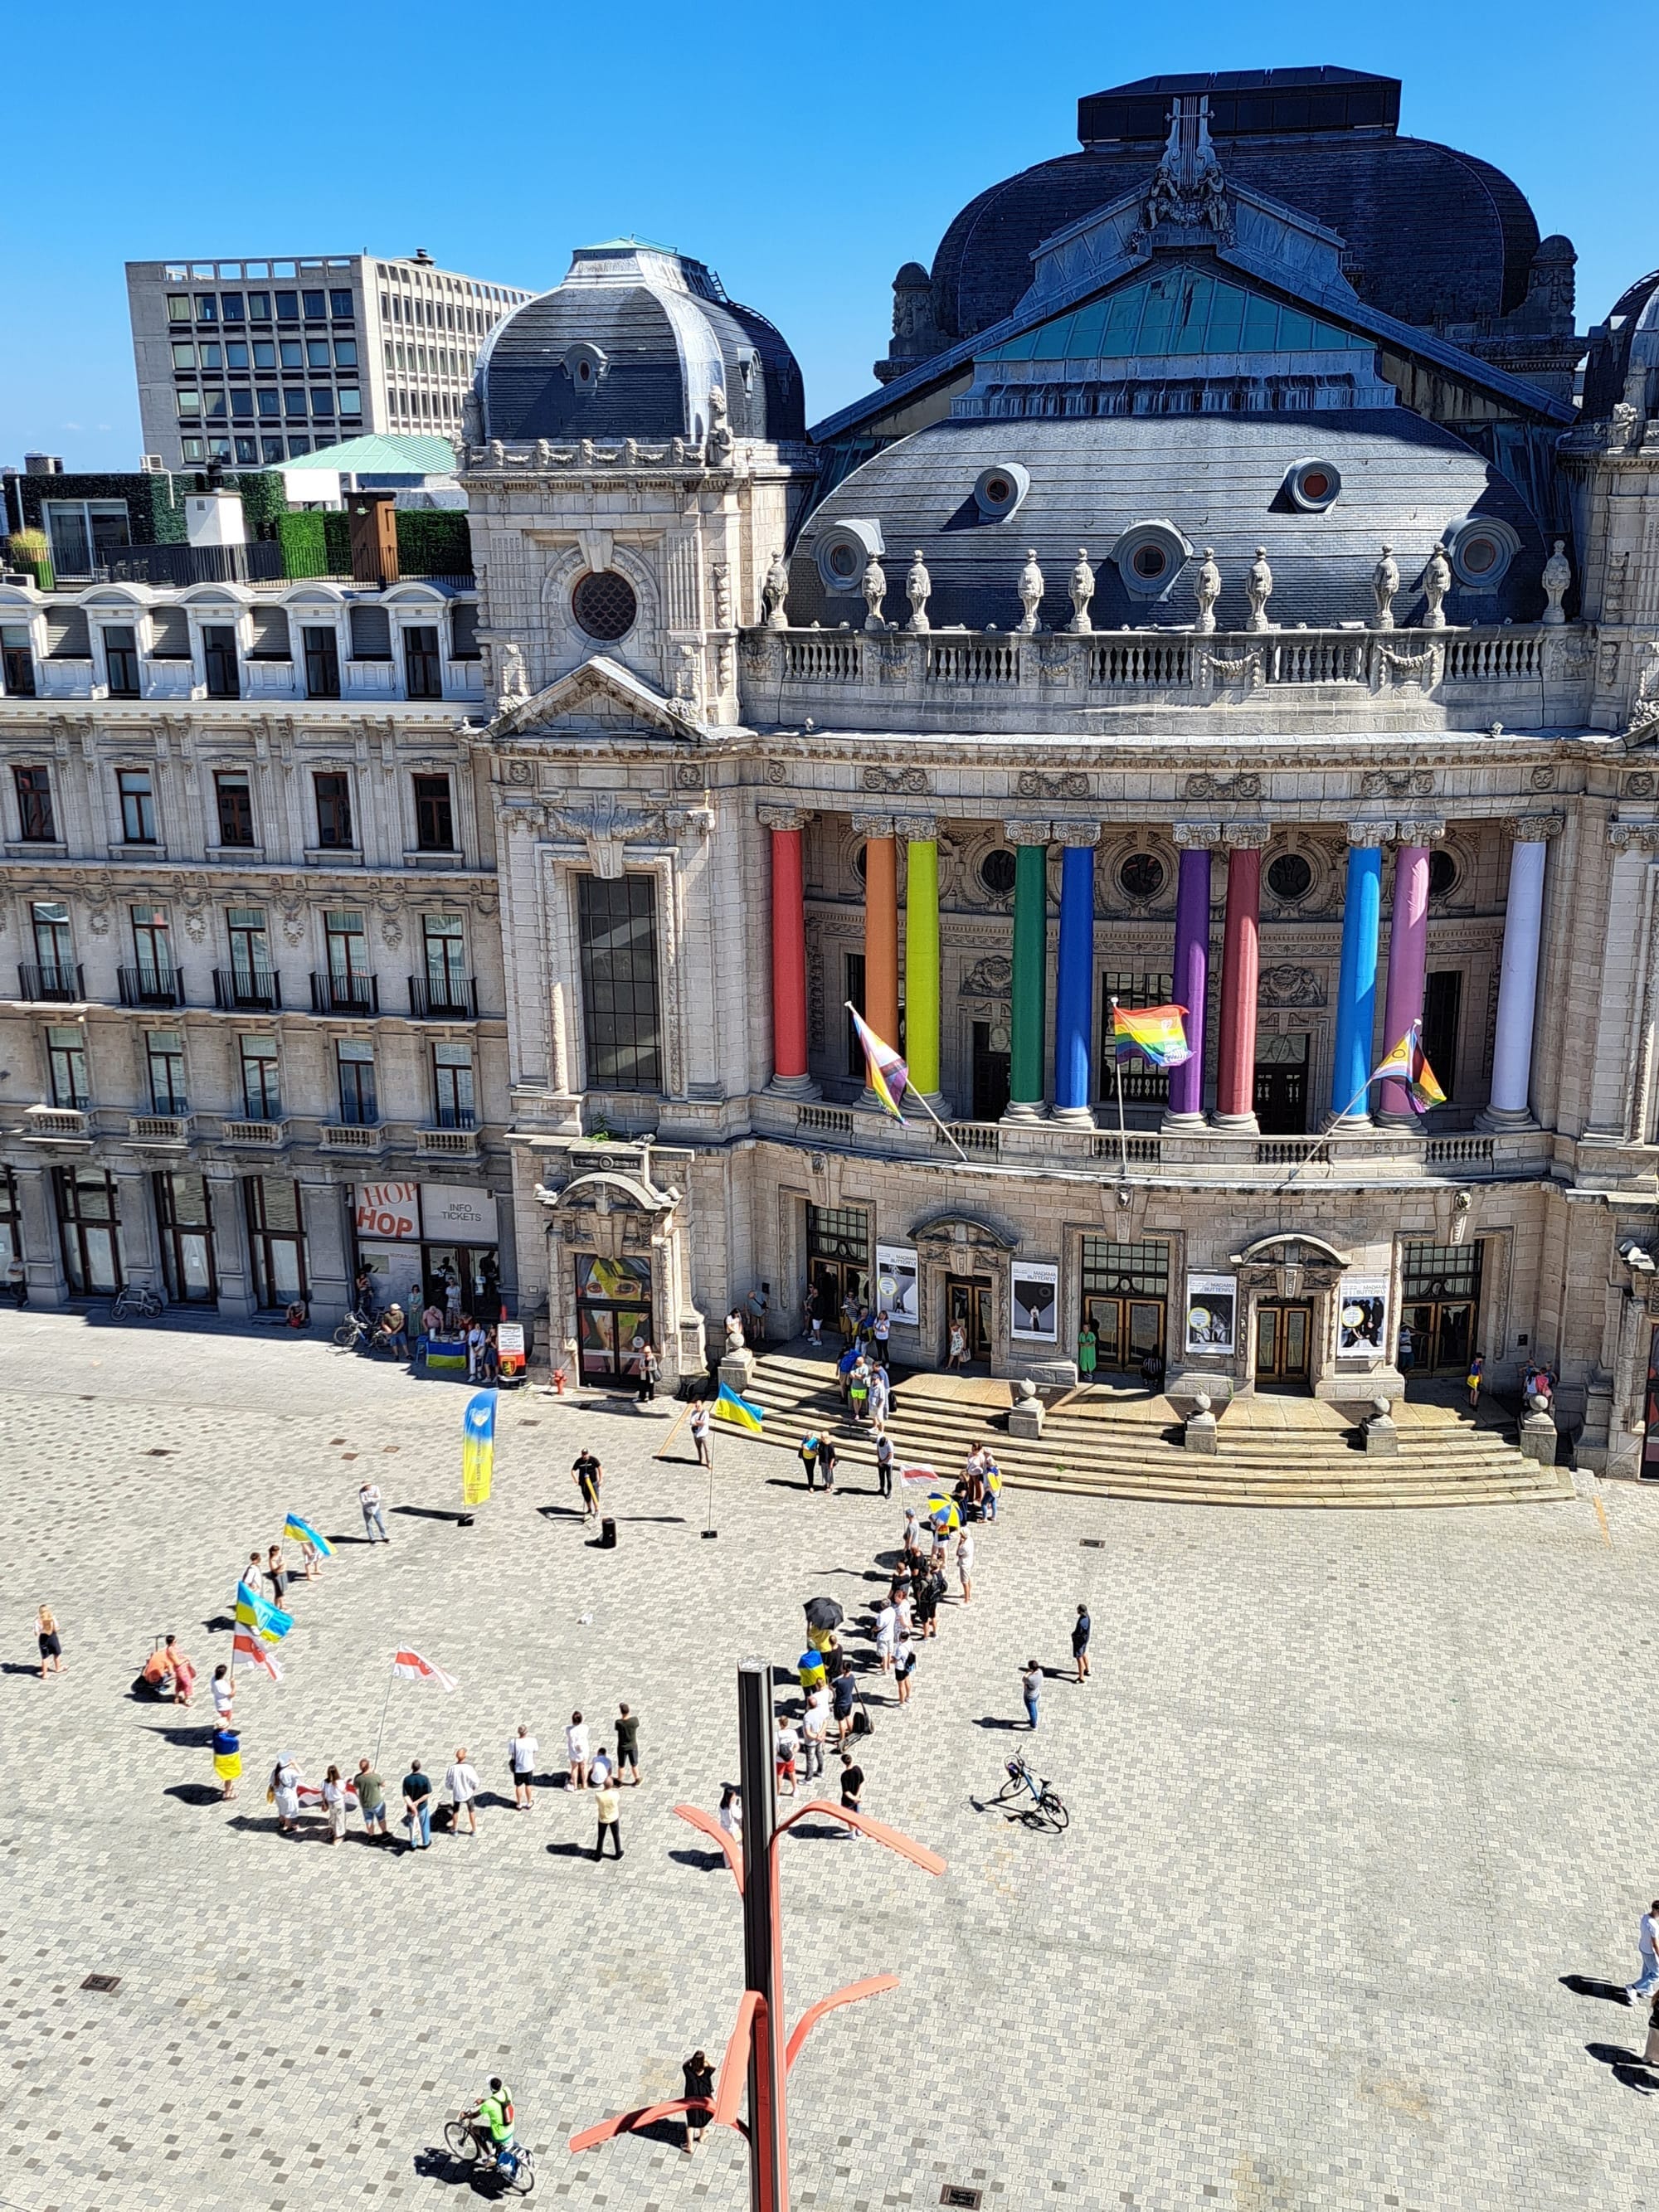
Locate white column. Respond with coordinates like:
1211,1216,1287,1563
1482,829,1551,1128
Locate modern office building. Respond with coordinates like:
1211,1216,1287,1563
125,250,537,472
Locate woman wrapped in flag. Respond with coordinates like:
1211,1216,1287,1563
283,1512,333,1581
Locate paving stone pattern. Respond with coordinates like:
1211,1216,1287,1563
1,1309,1657,2211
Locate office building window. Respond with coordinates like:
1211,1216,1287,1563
260,437,284,464
230,391,254,421
329,289,353,318
181,437,205,461
202,625,239,698
246,291,270,320
215,771,255,846
2,627,36,698
333,338,358,367
305,338,330,369
240,1035,281,1121
432,1043,476,1129
103,625,140,698
117,768,157,843
337,387,362,417
302,627,341,699
172,341,196,369
167,294,191,323
577,873,661,1091
314,772,353,848
47,1025,90,1110
302,289,326,318
220,293,245,322
226,341,248,369
199,343,222,372
336,1038,377,1125
284,390,306,419
275,290,299,320
412,772,454,850
146,1030,188,1115
234,438,258,465
13,766,55,840
287,436,311,458
405,627,443,699
256,389,280,419
310,388,335,419
195,294,216,322
253,339,276,370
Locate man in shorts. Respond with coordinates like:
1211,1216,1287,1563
572,1450,602,1519
355,1757,389,1840
615,1702,641,1785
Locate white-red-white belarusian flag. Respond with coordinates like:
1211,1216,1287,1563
898,1464,940,1488
231,1629,284,1682
392,1647,458,1693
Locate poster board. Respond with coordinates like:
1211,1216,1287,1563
1337,1276,1389,1359
1010,1261,1059,1341
496,1320,526,1382
873,1243,919,1325
1185,1273,1237,1358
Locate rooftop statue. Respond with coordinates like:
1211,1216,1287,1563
1193,548,1221,634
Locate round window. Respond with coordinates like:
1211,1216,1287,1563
1447,518,1518,590
827,542,860,581
1131,542,1168,581
572,569,638,642
1120,851,1165,900
1266,852,1313,902
854,843,868,883
978,848,1017,897
1428,848,1457,899
1461,534,1500,575
1285,458,1343,513
983,475,1012,506
1299,469,1331,501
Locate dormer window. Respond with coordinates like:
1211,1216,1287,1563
561,342,609,394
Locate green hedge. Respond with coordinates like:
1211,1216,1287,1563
396,509,472,576
276,503,474,580
231,472,287,542
277,510,328,578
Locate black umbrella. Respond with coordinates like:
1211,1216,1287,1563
803,1596,844,1631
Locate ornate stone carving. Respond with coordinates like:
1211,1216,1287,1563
1136,95,1233,242
1506,814,1565,843
1370,543,1399,631
1184,771,1261,800
905,551,932,634
1420,544,1452,630
1529,766,1557,793
1223,822,1273,849
1345,821,1394,848
710,561,732,630
1244,547,1273,632
765,759,789,785
1258,964,1326,1008
1627,646,1659,745
675,764,705,790
1016,549,1044,636
1066,549,1096,636
761,550,790,630
1372,641,1442,688
1001,819,1053,847
542,792,709,880
1540,539,1571,626
958,954,1014,999
504,759,533,787
1192,547,1220,634
757,805,807,832
896,814,939,843
1015,770,1091,800
708,386,733,465
1360,768,1434,799
860,766,930,795
1199,645,1263,688
1394,818,1447,845
1624,772,1657,799
861,554,888,633
498,643,528,703
850,811,897,839
1055,821,1102,849
1173,821,1223,848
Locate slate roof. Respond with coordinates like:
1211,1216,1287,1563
788,410,1550,634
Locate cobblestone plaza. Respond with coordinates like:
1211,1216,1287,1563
2,1315,1658,2210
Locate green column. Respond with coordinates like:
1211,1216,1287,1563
1008,835,1048,1117
904,830,941,1096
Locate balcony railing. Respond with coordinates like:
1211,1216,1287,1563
219,1118,287,1147
213,966,282,1012
22,1105,90,1141
74,541,287,588
407,974,478,1020
418,1126,482,1156
118,965,186,1009
128,1113,192,1146
320,1122,384,1152
310,971,379,1014
16,962,85,1003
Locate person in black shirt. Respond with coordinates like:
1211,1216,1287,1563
681,2049,715,2156
572,1451,602,1519
1073,1602,1092,1683
401,1760,434,1850
830,1663,857,1746
815,1435,837,1494
839,1751,864,1826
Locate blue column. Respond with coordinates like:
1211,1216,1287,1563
1053,841,1096,1125
1329,839,1384,1125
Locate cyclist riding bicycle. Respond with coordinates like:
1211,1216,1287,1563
467,2078,517,2171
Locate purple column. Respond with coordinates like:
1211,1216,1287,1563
1379,841,1432,1121
1165,844,1211,1125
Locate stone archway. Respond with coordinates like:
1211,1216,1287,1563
538,1159,703,1387
1229,1232,1350,1398
911,1208,1019,1373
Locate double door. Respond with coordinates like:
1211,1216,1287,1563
1254,1300,1312,1385
574,1253,654,1386
812,1257,869,1339
1401,1299,1476,1375
946,1276,993,1363
1083,1293,1165,1373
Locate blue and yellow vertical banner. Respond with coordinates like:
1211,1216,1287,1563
462,1389,497,1506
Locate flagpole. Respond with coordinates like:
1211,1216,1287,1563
1109,996,1130,1191
372,1657,397,1772
703,1416,718,1541
1277,1072,1377,1198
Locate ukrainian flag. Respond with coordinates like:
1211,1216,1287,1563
282,1512,334,1558
714,1381,764,1432
235,1580,292,1643
462,1388,496,1505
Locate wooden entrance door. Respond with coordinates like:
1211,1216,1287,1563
1402,1299,1477,1376
1255,1300,1312,1384
1084,1294,1165,1373
946,1276,993,1362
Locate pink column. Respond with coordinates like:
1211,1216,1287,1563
1214,843,1262,1128
1379,835,1434,1121
764,809,813,1094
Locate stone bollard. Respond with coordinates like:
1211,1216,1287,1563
1518,1408,1558,1466
1185,1390,1218,1455
718,1346,757,1398
1007,1376,1045,1441
1362,1393,1399,1456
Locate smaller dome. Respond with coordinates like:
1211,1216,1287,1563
477,239,804,445
1583,267,1659,417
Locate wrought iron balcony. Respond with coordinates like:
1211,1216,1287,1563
117,965,185,1009
17,962,85,1003
309,970,379,1014
213,966,282,1012
407,975,478,1020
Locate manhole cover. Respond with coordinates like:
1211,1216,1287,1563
81,1974,120,1994
941,2190,983,2210
1079,1538,1104,1548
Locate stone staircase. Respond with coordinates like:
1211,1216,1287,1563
740,1347,1575,1510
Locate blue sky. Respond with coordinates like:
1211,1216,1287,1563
1,0,1652,472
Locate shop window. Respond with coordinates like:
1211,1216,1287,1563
577,873,661,1091
244,1176,305,1307
154,1172,216,1303
53,1165,122,1294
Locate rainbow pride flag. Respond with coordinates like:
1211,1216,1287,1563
1371,1021,1447,1112
848,1005,910,1121
1112,1001,1192,1069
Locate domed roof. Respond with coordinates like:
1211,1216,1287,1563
477,240,805,445
789,411,1549,632
1582,267,1659,417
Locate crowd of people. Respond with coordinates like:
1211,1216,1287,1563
348,1259,513,1382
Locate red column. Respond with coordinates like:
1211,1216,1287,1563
768,818,809,1086
1214,843,1261,1127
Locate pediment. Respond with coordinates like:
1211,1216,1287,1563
489,654,708,743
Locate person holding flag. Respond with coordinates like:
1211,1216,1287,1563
234,1577,291,1645
282,1512,333,1580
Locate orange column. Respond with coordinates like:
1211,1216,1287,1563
858,815,900,1047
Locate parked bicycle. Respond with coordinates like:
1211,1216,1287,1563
331,1309,386,1352
444,2112,534,2194
990,1753,1068,1833
112,1283,165,1321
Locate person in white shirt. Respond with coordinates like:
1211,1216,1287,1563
801,1694,829,1781
445,1747,481,1835
1628,1900,1659,2001
956,1527,975,1603
689,1398,713,1468
874,1599,898,1672
589,1745,615,1791
358,1480,389,1544
508,1724,538,1811
210,1664,234,1722
566,1710,591,1789
466,1322,488,1380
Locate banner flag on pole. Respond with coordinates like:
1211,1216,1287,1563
234,1580,292,1643
1111,1002,1192,1069
230,1628,284,1682
848,1006,911,1122
1370,1019,1447,1111
392,1647,459,1693
462,1389,497,1506
714,1380,764,1432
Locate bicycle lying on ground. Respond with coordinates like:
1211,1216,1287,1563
443,2112,535,2194
990,1753,1068,1833
112,1283,165,1321
331,1309,405,1354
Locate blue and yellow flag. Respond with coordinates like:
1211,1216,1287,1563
282,1512,333,1559
462,1389,496,1506
234,1579,291,1643
714,1380,764,1432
